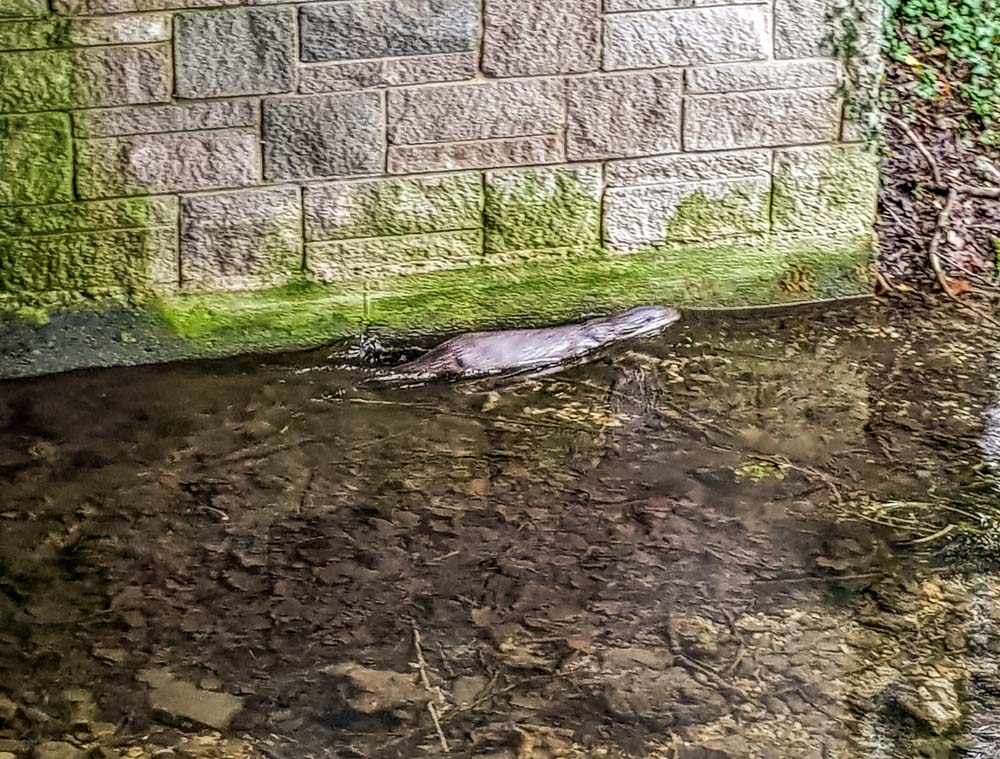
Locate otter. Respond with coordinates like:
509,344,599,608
380,305,681,382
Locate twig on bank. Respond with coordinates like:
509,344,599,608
955,184,1000,199
887,113,943,187
929,188,961,297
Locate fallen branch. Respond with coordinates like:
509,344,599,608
955,184,1000,199
929,187,960,297
887,114,943,187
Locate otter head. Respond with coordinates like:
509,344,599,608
605,305,681,340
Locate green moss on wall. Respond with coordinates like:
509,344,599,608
664,184,771,243
0,48,73,112
484,166,602,256
0,113,73,206
146,236,872,352
0,17,72,51
156,280,364,351
0,227,175,301
772,146,880,235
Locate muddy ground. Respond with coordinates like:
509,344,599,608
3,302,1000,758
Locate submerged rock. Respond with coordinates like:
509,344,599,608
138,668,244,731
33,742,84,759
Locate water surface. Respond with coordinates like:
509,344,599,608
2,303,999,758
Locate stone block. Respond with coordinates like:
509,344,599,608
0,113,73,207
300,0,478,62
607,150,771,187
0,0,46,18
687,59,840,93
566,71,682,160
482,0,600,77
181,187,302,290
684,89,841,150
388,80,563,145
53,0,242,12
484,164,602,256
605,177,771,252
307,230,483,281
0,44,170,112
772,145,878,234
0,196,177,237
607,0,760,7
0,15,169,50
76,129,258,199
388,135,562,174
774,0,830,58
263,93,383,181
304,174,482,242
604,6,769,69
0,228,177,296
300,53,476,94
74,100,256,138
774,0,883,59
174,8,295,99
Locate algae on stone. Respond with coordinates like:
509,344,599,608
484,165,602,259
304,173,483,242
772,144,879,235
0,113,73,206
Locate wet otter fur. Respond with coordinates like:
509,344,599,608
384,305,681,381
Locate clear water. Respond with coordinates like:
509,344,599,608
1,303,999,758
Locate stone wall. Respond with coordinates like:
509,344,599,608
0,0,881,362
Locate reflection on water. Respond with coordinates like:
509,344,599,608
1,303,999,758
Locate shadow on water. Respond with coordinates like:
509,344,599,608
2,302,1000,758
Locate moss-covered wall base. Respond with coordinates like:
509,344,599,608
0,236,873,378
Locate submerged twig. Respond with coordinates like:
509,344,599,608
412,626,449,753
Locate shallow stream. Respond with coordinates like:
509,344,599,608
2,303,1000,758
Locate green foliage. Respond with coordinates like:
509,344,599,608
886,0,1000,141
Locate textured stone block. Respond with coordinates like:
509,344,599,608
605,177,771,252
0,44,170,112
0,197,177,237
305,174,482,242
300,53,476,94
74,100,256,138
300,0,478,63
604,6,769,69
308,230,483,281
53,0,241,12
567,71,682,160
484,165,602,255
174,8,294,98
0,0,46,18
482,0,600,77
389,80,563,145
775,0,883,59
687,60,840,93
0,15,169,50
76,129,258,199
0,228,177,296
774,0,830,58
388,135,562,174
607,150,771,187
772,145,878,234
607,0,760,7
181,187,302,290
263,93,383,181
685,89,841,150
0,113,73,207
